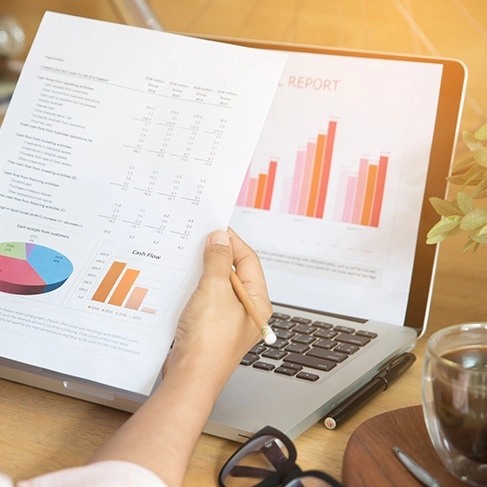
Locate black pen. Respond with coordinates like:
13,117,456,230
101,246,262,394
323,352,416,429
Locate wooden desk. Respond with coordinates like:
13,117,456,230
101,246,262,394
1,1,486,484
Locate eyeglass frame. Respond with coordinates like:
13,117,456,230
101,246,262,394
218,425,344,487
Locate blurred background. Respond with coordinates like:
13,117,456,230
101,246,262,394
1,0,485,138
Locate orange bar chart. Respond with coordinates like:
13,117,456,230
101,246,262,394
108,268,140,306
306,133,327,217
285,122,337,218
335,155,389,227
125,286,148,310
92,261,156,314
237,160,277,210
91,261,126,302
236,120,337,218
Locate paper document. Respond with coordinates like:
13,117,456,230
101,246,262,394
0,12,285,395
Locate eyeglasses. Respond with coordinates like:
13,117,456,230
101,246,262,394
218,425,344,487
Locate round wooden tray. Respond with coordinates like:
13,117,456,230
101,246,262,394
342,405,464,486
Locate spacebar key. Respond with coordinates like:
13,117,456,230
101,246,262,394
283,353,337,372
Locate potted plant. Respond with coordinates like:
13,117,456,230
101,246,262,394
427,122,487,252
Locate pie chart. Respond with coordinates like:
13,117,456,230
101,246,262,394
0,242,73,295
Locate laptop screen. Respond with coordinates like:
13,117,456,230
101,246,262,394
229,45,466,331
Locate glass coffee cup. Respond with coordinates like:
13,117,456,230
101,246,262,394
423,323,487,486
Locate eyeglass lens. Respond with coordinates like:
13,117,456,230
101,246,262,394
220,434,339,487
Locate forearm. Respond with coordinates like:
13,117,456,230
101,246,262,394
88,357,225,487
87,229,269,487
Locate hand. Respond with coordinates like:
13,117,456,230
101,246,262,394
89,229,272,487
164,227,272,386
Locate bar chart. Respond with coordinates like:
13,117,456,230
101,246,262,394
68,243,193,326
236,160,277,210
333,155,389,227
92,261,157,314
286,121,337,219
237,120,338,218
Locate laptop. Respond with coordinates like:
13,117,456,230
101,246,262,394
0,36,466,442
202,40,467,441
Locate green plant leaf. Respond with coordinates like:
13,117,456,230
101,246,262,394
462,239,481,253
447,175,469,186
471,178,487,198
459,207,487,231
474,122,487,141
426,222,462,244
474,147,487,168
469,230,487,244
462,163,487,188
427,215,462,241
451,198,461,212
463,130,484,151
452,155,475,175
457,191,475,214
463,239,476,252
429,196,463,216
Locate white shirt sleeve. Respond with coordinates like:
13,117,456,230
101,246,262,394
7,461,168,487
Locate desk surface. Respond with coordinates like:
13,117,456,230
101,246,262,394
1,1,487,484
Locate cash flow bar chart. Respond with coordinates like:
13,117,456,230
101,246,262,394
92,261,157,314
334,155,389,227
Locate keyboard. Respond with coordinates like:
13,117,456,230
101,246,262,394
240,312,378,382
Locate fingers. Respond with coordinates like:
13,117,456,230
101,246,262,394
227,227,272,320
202,228,271,322
201,229,233,282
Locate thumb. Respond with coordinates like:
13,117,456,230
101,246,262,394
202,229,233,281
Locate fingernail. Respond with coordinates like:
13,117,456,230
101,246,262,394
208,230,230,246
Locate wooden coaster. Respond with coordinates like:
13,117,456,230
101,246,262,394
342,405,464,486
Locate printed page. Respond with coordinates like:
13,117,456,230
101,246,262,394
0,12,286,395
230,51,443,326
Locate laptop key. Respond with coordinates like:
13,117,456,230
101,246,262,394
275,329,295,340
293,324,317,334
275,366,300,376
285,362,303,371
271,312,291,321
290,316,312,325
285,343,310,354
268,338,289,349
249,343,266,355
253,361,275,371
356,330,378,339
283,353,336,371
313,321,334,329
296,371,320,382
314,329,338,339
262,349,288,360
272,320,296,331
313,338,336,349
240,353,259,366
335,333,371,346
334,325,355,334
335,343,360,354
306,348,348,363
292,334,316,345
